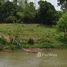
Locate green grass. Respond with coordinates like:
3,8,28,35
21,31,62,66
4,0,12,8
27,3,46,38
0,24,66,49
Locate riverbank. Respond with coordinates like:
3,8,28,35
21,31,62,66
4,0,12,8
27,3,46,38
0,24,67,49
0,48,67,53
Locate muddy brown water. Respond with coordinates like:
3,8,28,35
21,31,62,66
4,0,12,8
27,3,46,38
0,49,67,67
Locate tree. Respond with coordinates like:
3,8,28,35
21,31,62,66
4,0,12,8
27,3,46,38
23,2,36,23
57,12,67,38
0,1,16,22
55,11,63,22
13,0,17,5
0,0,5,4
58,0,67,10
37,1,57,25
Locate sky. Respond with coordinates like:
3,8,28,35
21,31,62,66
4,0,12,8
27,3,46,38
29,0,61,10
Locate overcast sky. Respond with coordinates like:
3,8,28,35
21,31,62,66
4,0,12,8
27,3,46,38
29,0,61,10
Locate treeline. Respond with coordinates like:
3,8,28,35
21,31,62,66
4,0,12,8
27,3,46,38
0,0,62,25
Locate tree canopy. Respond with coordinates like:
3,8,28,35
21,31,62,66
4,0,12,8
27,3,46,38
37,1,57,25
57,12,67,38
0,0,61,25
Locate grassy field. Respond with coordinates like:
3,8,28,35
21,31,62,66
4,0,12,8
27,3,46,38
0,24,67,49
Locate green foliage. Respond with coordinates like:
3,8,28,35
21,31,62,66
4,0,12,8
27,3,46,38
0,1,16,22
57,12,67,32
37,1,57,25
0,24,67,49
57,12,67,39
6,16,17,23
56,11,63,19
23,2,36,23
0,0,59,25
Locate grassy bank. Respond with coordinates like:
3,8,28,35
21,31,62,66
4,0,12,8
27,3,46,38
0,24,67,50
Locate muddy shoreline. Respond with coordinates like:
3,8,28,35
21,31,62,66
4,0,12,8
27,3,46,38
0,48,66,53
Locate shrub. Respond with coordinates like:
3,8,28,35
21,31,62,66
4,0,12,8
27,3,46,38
57,12,67,38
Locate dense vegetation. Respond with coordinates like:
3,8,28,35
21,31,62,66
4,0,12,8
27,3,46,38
0,0,62,25
0,0,67,49
0,24,67,50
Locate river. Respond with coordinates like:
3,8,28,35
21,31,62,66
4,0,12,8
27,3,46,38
0,49,67,67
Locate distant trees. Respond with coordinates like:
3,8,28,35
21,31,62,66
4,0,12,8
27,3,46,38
0,0,61,25
0,1,16,23
13,0,17,5
23,2,37,23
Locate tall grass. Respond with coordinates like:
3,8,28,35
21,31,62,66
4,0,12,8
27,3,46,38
0,24,66,49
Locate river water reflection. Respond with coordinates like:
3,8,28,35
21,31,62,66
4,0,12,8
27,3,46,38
0,49,67,67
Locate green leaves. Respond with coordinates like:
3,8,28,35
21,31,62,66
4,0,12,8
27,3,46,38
57,12,67,32
0,1,16,22
23,2,36,23
38,1,57,25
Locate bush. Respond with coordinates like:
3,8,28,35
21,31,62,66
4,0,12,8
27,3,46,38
57,12,67,38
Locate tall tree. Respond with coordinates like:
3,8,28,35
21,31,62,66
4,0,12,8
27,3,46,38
57,12,67,38
37,1,57,25
23,2,36,23
13,0,17,5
